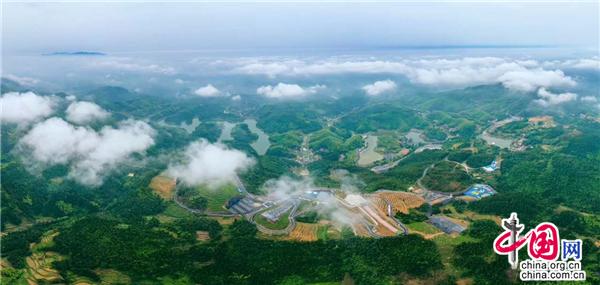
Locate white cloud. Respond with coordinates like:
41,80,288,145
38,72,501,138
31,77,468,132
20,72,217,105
581,96,598,103
166,140,254,188
498,69,576,92
1,92,55,125
544,58,600,70
534,88,578,107
256,83,325,98
262,176,364,227
362,80,397,96
18,117,155,186
231,57,578,92
231,95,241,101
91,58,176,75
4,74,39,86
66,101,110,124
194,84,221,97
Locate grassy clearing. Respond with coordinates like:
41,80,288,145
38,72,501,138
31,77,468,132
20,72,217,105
407,222,441,235
254,209,291,230
317,225,329,240
194,184,240,212
158,202,194,222
433,234,478,277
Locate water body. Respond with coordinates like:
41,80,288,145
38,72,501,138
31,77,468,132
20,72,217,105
218,122,236,142
358,135,384,166
244,119,271,155
479,131,513,149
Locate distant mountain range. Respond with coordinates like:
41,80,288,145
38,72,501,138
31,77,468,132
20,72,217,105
43,51,106,56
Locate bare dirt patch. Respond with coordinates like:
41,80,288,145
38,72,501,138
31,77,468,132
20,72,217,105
149,175,176,200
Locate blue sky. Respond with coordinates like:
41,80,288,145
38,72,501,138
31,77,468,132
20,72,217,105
2,2,598,54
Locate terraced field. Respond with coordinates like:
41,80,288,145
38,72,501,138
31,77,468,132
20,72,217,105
374,191,425,214
288,222,318,241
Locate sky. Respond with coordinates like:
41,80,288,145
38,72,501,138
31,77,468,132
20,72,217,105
2,2,599,54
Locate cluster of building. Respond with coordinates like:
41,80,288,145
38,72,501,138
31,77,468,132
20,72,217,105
260,201,295,223
463,184,496,200
227,196,263,216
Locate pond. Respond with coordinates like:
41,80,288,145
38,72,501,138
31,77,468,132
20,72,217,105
479,131,513,149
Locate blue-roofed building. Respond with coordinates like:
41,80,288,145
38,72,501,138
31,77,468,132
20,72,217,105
464,184,496,199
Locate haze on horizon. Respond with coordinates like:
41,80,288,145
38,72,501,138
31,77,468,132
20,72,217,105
2,1,599,54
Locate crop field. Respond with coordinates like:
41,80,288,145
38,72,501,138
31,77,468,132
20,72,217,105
149,175,176,200
374,191,425,214
288,222,318,241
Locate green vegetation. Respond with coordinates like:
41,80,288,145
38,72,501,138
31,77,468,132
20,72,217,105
407,222,441,234
421,161,474,193
254,209,291,230
3,80,600,284
256,104,322,133
359,150,448,191
339,104,425,132
295,211,320,223
178,184,239,212
396,208,428,224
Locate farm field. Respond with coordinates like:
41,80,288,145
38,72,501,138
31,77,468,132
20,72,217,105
374,191,425,214
288,222,318,241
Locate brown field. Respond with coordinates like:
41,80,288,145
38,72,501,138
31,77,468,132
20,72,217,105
288,222,318,241
196,231,211,241
25,252,63,284
149,175,176,200
374,191,425,214
528,115,555,127
374,224,396,237
352,223,372,237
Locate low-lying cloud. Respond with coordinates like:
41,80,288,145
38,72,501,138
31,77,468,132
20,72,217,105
230,57,579,92
66,101,110,124
498,69,575,92
534,88,578,107
362,80,397,96
91,57,176,75
256,83,325,98
18,117,155,186
167,140,254,188
262,175,365,228
194,84,222,97
1,92,56,125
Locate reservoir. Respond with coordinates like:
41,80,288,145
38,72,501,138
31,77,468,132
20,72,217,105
479,131,513,149
218,122,236,142
245,119,271,155
358,135,384,166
